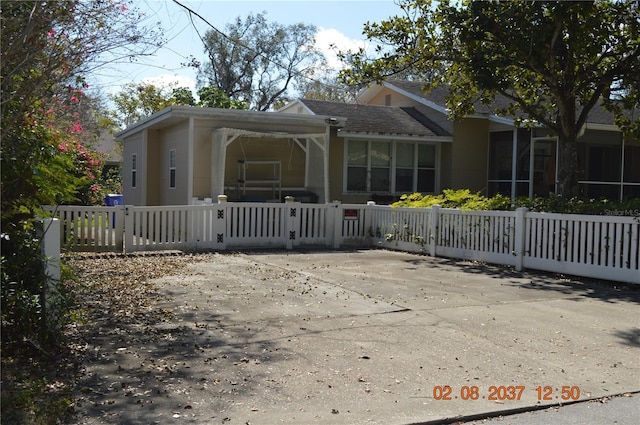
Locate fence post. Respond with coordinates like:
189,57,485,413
429,205,440,257
285,196,299,250
124,205,134,253
331,201,342,249
514,207,528,271
365,201,376,247
214,195,228,250
41,218,61,327
114,206,125,252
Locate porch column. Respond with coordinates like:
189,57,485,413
511,128,518,201
211,129,228,199
323,127,330,203
141,129,148,205
187,117,194,202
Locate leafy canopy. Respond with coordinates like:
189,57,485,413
108,83,248,129
341,0,640,197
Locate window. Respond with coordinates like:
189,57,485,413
347,140,367,191
417,144,436,193
169,149,176,188
395,143,415,193
346,140,437,194
370,141,390,191
131,154,137,188
487,129,531,198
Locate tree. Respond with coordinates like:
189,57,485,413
340,0,640,197
198,12,327,111
109,82,193,128
1,0,164,348
109,83,247,128
296,75,357,103
197,86,247,109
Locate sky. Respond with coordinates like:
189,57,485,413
90,0,404,98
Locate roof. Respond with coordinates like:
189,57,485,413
298,98,451,138
382,80,629,127
115,105,338,140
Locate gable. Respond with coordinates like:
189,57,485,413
371,80,627,129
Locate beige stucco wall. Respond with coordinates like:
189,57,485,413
449,118,490,193
193,124,213,200
122,134,144,205
152,122,190,205
146,131,160,205
327,132,345,202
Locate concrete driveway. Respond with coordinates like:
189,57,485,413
74,249,640,424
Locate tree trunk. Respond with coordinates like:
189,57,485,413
556,132,581,198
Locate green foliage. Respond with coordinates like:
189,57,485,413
109,83,249,129
1,2,164,422
340,0,640,196
1,225,46,346
109,82,192,128
392,189,640,216
513,195,640,216
171,86,197,106
2,0,164,356
197,86,248,109
393,189,512,211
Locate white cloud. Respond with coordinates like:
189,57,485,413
141,74,197,93
315,27,370,70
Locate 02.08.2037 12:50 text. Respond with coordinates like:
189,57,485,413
432,385,581,401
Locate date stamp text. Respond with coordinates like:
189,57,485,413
432,385,581,401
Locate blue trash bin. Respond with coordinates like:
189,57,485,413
104,194,123,228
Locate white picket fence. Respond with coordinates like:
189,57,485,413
44,202,640,284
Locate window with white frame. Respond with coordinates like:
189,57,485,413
346,140,437,194
169,149,176,188
131,154,137,188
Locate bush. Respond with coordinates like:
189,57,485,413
392,189,512,211
392,189,640,215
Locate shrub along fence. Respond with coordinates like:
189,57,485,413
44,199,639,284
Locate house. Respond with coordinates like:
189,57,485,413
117,81,638,206
116,100,451,205
352,80,639,200
278,99,452,203
116,107,342,205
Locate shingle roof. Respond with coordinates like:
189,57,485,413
386,80,627,126
299,98,451,137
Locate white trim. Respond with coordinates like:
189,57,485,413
338,130,452,143
217,127,327,142
277,99,316,115
584,122,622,132
115,105,337,140
343,138,440,195
381,81,518,125
383,82,450,115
